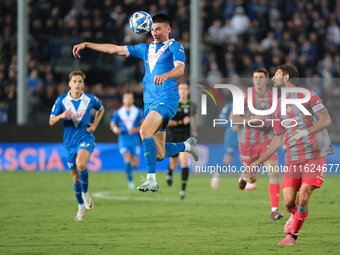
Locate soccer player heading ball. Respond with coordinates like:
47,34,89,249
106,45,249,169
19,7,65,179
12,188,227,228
49,71,105,221
72,13,199,192
250,64,334,245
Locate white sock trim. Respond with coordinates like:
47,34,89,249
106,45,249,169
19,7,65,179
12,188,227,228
184,141,190,152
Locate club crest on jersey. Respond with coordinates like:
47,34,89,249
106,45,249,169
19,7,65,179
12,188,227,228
287,106,292,113
184,108,189,114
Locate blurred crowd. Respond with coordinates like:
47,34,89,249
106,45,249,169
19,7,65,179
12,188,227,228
0,0,339,124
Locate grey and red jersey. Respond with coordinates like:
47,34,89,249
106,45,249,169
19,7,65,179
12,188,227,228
237,87,274,145
273,88,334,163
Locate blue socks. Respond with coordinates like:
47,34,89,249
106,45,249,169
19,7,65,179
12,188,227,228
142,137,157,174
125,162,133,182
79,169,88,193
73,182,84,205
165,142,185,157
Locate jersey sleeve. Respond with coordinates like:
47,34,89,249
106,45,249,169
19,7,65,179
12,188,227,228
172,42,185,66
124,44,146,60
308,90,325,114
92,96,103,111
50,97,63,117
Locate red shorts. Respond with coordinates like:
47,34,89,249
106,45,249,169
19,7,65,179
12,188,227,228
239,142,278,166
282,156,326,189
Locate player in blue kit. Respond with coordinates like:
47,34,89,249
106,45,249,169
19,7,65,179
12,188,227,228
49,71,104,221
210,102,239,189
73,13,199,192
110,92,144,190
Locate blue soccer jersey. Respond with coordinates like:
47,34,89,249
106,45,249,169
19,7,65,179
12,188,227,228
111,105,144,147
50,91,103,147
124,39,185,104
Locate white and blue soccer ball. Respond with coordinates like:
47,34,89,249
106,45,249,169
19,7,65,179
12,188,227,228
129,11,153,34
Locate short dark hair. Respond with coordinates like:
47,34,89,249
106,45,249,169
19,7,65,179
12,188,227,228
252,68,269,78
152,13,171,26
276,64,299,79
69,70,86,80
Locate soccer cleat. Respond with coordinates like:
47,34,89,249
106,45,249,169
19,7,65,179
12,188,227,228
244,182,257,191
278,234,297,245
82,193,94,210
185,137,199,161
210,177,219,189
74,206,86,221
128,181,135,190
284,214,295,234
270,210,284,221
166,175,173,186
179,190,186,200
238,173,247,190
137,178,159,192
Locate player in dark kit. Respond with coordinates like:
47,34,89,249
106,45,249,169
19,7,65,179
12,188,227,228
166,83,197,200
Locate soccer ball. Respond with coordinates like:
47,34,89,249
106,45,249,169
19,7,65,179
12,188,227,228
129,11,153,34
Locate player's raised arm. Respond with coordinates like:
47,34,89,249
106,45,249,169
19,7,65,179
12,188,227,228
49,109,72,126
154,61,185,85
73,42,127,58
292,108,332,140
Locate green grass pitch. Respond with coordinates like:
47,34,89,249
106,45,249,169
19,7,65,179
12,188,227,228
0,171,339,254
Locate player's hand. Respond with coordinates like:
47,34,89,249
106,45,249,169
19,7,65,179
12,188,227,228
292,129,309,140
73,42,86,58
154,74,169,84
62,109,72,119
246,160,261,182
86,123,97,133
113,126,121,135
183,116,190,125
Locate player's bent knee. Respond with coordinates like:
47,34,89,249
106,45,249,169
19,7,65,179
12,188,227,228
283,199,296,209
139,126,150,139
76,162,87,171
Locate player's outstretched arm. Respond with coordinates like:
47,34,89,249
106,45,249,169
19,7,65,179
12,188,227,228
292,109,332,140
87,106,105,133
154,62,185,85
250,133,284,167
49,109,72,126
73,42,127,58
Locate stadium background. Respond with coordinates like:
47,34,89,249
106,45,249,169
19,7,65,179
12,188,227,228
0,0,339,171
